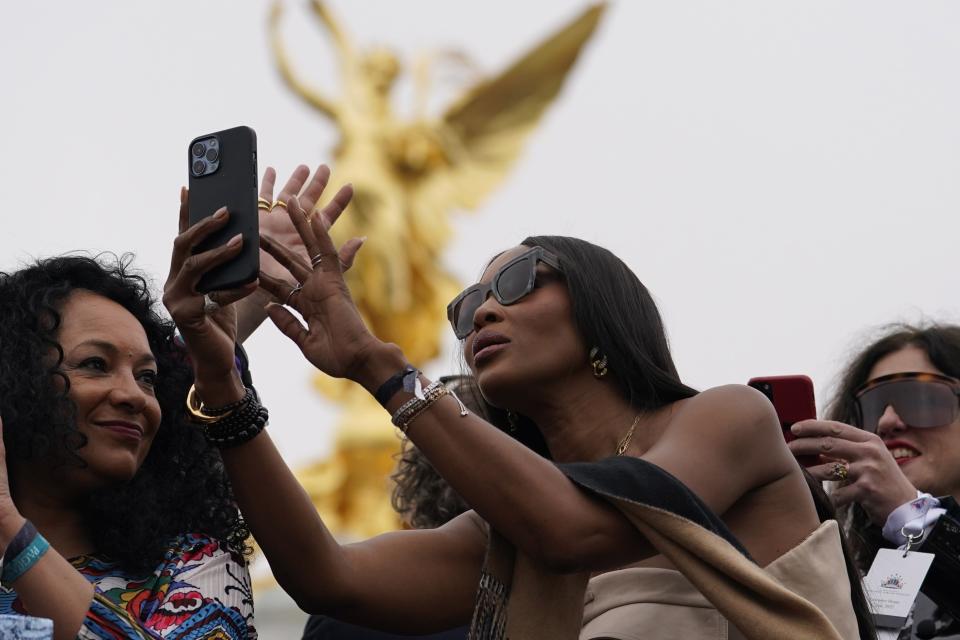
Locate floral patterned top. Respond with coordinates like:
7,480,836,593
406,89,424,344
0,533,256,639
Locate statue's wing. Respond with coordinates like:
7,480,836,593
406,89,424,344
423,3,606,211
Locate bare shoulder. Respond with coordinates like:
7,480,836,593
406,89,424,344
673,384,780,437
642,385,799,519
659,384,789,474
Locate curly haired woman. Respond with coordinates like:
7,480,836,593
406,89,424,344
0,255,254,639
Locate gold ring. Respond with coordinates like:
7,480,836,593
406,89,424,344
271,199,288,211
257,197,272,210
831,461,849,482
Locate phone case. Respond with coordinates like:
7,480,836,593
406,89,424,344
748,375,819,466
187,126,258,293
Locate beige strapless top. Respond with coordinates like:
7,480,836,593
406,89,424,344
581,520,860,640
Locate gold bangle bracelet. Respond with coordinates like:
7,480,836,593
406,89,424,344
185,384,236,424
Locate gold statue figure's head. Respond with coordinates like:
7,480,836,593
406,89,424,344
359,47,401,97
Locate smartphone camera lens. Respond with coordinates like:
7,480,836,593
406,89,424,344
205,147,219,162
192,142,206,158
192,159,207,176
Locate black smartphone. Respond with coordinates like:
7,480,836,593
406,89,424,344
187,126,259,293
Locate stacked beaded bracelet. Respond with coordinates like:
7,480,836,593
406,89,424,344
1,520,50,586
392,381,468,433
186,386,269,448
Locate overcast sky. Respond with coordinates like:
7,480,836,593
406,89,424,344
3,1,960,470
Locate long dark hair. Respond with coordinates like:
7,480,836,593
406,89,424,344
0,254,249,573
521,236,697,410
826,324,960,573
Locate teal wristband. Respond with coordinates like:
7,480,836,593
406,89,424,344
2,533,50,585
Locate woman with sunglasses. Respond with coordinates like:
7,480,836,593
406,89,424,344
790,326,960,637
166,190,872,639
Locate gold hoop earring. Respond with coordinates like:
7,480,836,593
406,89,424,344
589,347,608,378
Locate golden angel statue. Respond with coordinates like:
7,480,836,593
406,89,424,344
269,0,605,538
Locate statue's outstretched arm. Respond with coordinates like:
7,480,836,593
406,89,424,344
309,0,356,69
269,1,341,122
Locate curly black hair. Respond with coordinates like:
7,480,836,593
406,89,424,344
390,375,549,529
0,254,249,572
389,377,480,529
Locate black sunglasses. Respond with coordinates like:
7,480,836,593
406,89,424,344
446,247,562,339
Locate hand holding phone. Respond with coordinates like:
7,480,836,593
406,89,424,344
748,375,819,467
188,126,259,293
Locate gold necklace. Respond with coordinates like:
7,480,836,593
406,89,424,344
615,414,641,456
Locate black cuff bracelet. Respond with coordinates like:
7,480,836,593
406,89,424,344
374,364,418,406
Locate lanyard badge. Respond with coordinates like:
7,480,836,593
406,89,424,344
865,534,935,632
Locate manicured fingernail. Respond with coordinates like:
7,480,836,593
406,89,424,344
227,234,242,247
214,208,228,220
791,424,801,434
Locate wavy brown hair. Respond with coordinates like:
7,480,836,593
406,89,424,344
826,323,960,573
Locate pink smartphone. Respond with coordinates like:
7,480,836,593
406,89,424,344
748,375,818,467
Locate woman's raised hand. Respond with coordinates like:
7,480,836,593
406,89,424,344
258,191,376,381
234,165,364,343
257,165,363,289
788,419,918,524
163,188,256,403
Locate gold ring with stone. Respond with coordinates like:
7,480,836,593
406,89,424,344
831,461,849,482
